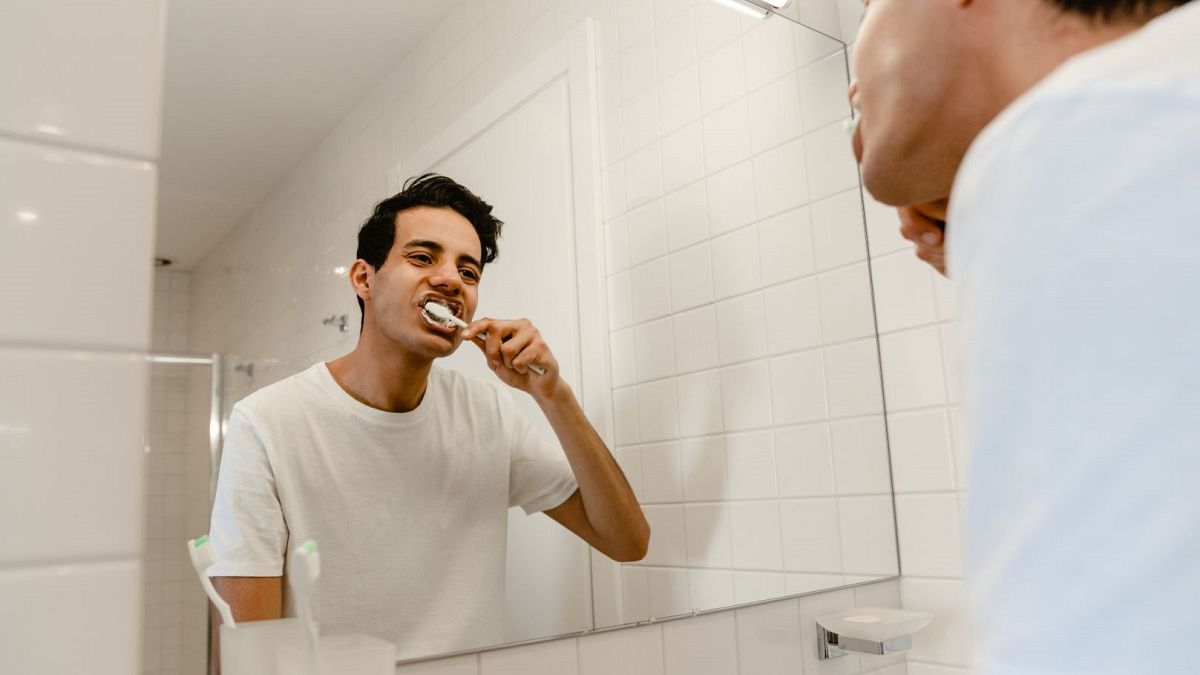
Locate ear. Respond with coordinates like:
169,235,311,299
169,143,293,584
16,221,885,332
349,259,374,303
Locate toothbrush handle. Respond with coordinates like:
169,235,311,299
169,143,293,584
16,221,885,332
201,575,237,627
471,332,547,375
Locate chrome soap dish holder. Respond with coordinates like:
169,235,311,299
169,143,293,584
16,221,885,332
815,607,932,660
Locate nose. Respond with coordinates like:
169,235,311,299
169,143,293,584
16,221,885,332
848,79,860,111
428,261,463,295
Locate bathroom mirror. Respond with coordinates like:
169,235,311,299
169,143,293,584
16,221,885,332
146,0,895,671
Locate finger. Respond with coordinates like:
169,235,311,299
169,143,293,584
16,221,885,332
461,318,493,342
511,338,547,374
898,207,943,246
499,330,536,370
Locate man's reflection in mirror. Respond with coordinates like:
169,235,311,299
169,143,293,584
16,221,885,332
206,174,649,661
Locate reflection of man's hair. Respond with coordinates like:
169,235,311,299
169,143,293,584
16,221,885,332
1047,0,1191,21
354,173,505,317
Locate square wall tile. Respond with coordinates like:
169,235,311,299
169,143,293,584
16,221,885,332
895,494,964,578
0,560,141,674
758,206,816,286
703,99,753,174
768,350,829,426
747,73,804,155
609,269,634,330
753,137,809,219
711,225,763,300
706,160,757,236
735,598,804,675
693,0,743,56
817,263,876,343
672,306,720,373
899,578,974,666
635,317,676,382
669,242,715,312
838,495,899,576
725,430,778,499
658,65,702,135
822,339,884,418
622,565,651,623
862,190,908,256
680,436,728,501
871,251,939,334
606,216,631,274
879,325,947,411
699,40,746,114
611,327,638,388
797,53,852,133
804,119,861,201
640,442,683,503
625,142,665,209
676,369,725,437
630,261,672,323
643,505,688,567
637,379,680,442
617,0,656,50
685,503,733,568
731,501,784,570
780,499,842,573
662,121,706,193
0,349,146,565
716,293,768,365
603,162,627,220
664,180,711,251
648,567,691,618
0,1,164,158
620,34,658,101
887,410,956,493
613,386,639,446
811,189,868,271
662,612,738,675
579,623,664,675
479,638,577,675
622,88,661,157
764,277,823,355
829,416,892,495
719,361,773,431
655,9,698,81
688,568,734,611
744,18,797,91
774,423,836,498
0,139,156,349
627,199,668,266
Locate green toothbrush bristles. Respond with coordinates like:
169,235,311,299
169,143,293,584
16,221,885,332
192,534,209,547
303,539,316,554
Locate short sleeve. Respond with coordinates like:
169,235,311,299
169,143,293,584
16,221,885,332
499,391,579,515
206,407,289,577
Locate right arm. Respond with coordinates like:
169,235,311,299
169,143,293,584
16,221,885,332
209,576,284,674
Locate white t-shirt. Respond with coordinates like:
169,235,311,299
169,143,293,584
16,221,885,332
946,4,1200,673
207,362,578,659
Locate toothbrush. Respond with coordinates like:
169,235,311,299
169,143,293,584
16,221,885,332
423,302,547,375
187,535,236,628
289,539,321,662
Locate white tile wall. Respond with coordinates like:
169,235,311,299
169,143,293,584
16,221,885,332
0,3,164,675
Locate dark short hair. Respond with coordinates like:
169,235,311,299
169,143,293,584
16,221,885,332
354,173,503,319
1047,0,1191,20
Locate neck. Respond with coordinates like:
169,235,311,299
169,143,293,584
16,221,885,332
988,5,1144,113
326,326,432,413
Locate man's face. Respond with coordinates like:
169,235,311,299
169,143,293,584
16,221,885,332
851,0,978,206
361,206,483,360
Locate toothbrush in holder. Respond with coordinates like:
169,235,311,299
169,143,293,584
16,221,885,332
424,302,547,375
187,535,236,627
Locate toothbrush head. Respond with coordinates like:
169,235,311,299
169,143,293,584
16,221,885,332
422,300,466,329
289,539,321,594
188,534,216,573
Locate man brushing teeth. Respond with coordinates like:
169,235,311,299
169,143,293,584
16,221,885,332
207,173,648,660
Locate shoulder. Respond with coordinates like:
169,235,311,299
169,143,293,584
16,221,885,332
232,362,327,427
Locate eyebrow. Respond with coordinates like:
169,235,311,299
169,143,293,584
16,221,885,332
402,239,482,270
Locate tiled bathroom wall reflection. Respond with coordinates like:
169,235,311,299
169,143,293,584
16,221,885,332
591,3,898,627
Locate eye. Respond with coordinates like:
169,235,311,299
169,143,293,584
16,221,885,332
459,268,480,283
409,252,433,265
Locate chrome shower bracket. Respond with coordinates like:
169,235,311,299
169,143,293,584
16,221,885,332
817,626,911,660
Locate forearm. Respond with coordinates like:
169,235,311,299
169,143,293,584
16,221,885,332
535,381,649,559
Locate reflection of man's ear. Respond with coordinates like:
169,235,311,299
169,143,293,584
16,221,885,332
349,259,374,301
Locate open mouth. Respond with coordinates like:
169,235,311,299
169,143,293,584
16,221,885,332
418,297,463,332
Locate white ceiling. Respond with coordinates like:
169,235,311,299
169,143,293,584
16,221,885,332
156,0,457,270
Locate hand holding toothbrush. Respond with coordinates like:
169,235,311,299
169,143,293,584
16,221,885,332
461,317,562,399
